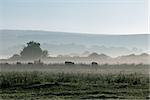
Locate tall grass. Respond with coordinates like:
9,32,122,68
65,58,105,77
0,71,149,88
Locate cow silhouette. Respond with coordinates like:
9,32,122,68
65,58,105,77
28,62,33,64
91,62,98,66
16,62,21,64
65,61,75,65
4,62,9,65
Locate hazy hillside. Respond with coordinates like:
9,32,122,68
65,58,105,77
0,30,149,58
1,52,149,65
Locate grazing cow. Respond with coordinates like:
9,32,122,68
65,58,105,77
4,62,9,65
28,62,33,64
65,61,75,65
91,62,98,66
16,62,21,64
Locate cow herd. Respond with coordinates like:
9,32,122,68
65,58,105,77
65,61,98,66
2,61,98,66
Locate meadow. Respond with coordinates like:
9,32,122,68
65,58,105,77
0,64,150,99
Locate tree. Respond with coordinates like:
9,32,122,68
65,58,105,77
20,41,48,59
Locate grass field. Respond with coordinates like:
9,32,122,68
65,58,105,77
0,64,150,99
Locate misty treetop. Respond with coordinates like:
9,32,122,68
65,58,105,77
11,41,48,60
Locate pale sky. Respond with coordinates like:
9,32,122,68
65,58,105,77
0,0,149,34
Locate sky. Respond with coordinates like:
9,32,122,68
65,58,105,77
0,0,150,34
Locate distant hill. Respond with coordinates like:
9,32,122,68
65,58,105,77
114,53,150,64
0,30,149,58
88,52,110,59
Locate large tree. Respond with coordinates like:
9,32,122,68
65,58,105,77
20,41,48,59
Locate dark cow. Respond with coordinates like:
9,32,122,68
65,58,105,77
91,62,98,66
28,62,33,64
16,62,21,64
4,62,9,65
65,61,75,65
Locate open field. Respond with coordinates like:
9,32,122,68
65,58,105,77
0,64,150,99
0,64,149,74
